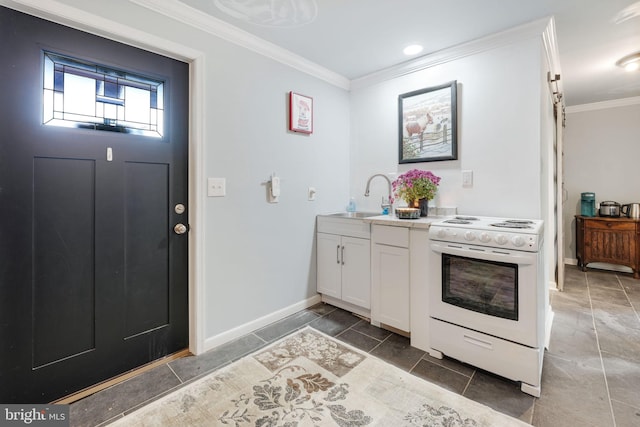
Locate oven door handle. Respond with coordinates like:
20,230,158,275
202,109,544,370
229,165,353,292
430,241,536,265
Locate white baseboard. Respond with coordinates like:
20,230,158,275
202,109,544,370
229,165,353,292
201,294,322,354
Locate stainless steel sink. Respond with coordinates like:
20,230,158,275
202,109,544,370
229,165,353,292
327,212,379,219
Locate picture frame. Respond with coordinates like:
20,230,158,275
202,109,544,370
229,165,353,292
289,92,313,134
398,81,457,163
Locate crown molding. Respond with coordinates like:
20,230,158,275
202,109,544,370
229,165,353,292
351,17,553,91
0,0,349,90
130,0,350,90
0,0,203,61
566,96,640,113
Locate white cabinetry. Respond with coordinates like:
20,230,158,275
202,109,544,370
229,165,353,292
409,228,430,351
316,216,371,317
371,225,410,332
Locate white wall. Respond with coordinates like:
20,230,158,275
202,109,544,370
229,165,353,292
350,37,544,220
563,101,640,261
201,53,350,337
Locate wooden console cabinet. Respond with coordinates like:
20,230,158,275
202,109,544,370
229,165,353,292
575,215,640,279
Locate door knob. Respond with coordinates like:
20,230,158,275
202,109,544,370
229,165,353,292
174,223,188,235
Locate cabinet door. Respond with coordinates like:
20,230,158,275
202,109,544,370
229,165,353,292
373,244,410,331
585,222,636,266
341,236,371,309
317,233,342,299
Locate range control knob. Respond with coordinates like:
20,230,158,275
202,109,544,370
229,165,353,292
512,236,526,247
464,231,476,241
495,234,508,245
479,232,491,243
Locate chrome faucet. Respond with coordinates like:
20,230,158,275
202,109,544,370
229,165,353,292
364,174,392,212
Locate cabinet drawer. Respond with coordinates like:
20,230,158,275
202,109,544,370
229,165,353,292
372,224,409,247
430,318,541,387
317,216,370,239
584,219,636,231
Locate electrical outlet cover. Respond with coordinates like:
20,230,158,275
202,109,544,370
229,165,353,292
208,177,226,197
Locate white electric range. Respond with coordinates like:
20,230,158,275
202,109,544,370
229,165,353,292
425,215,548,397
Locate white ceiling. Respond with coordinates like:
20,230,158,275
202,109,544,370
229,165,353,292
179,0,640,107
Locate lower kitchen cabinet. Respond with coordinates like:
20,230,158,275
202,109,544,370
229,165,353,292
371,225,410,331
316,215,371,315
317,233,371,308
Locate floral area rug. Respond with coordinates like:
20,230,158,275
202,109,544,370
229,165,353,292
110,327,528,426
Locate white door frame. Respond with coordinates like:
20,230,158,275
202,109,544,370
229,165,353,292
555,103,565,291
1,0,207,354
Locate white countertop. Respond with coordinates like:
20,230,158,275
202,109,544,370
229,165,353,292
363,214,449,229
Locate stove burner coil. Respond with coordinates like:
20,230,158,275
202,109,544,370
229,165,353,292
444,219,472,224
490,222,532,229
505,219,534,224
454,216,479,221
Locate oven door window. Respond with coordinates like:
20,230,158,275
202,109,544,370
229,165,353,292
442,254,518,320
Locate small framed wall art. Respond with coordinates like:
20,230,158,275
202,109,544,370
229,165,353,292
398,80,457,163
289,92,313,134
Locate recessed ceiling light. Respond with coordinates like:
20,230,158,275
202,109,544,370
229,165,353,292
403,44,423,56
616,51,640,71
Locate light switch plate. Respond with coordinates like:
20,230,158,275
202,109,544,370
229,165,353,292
207,177,226,197
462,170,473,188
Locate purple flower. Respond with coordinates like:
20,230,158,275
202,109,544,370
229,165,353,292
392,169,441,204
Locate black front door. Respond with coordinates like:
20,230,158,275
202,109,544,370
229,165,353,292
0,7,189,403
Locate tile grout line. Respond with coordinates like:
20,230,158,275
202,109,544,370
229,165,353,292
616,274,640,324
368,333,391,354
529,396,537,426
418,355,474,380
166,362,183,384
251,332,269,345
460,370,475,396
407,355,426,373
346,320,389,344
585,271,617,427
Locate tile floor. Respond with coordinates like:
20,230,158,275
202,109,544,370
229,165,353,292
70,265,640,426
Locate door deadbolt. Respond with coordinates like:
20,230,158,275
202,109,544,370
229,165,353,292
174,223,188,235
175,204,185,214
